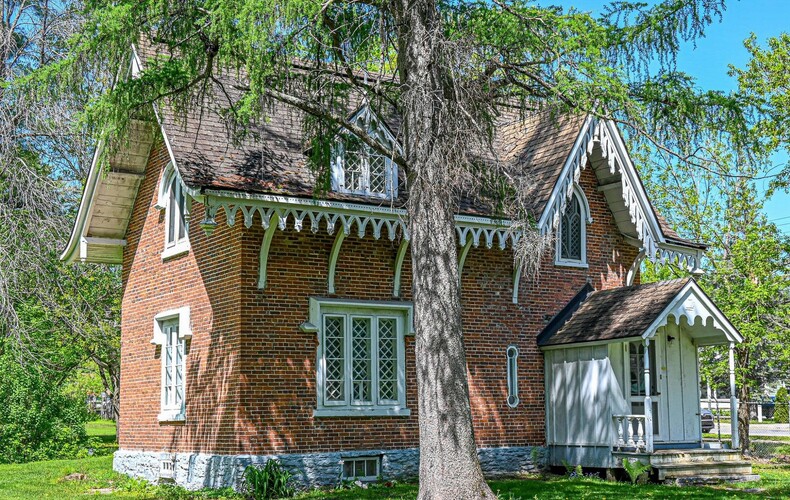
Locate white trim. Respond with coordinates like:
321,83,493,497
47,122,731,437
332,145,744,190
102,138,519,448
554,185,588,267
457,237,474,283
153,309,189,423
161,166,191,260
327,230,347,294
61,144,105,263
151,306,192,344
392,239,409,298
340,455,382,482
641,280,742,344
309,298,412,417
158,411,186,423
199,191,520,251
161,243,190,260
506,345,519,408
313,407,411,418
257,213,280,289
332,106,401,200
537,116,703,271
511,264,522,304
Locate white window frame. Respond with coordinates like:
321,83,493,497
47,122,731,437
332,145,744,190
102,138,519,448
554,184,591,268
341,456,381,482
151,307,192,422
309,298,412,417
157,163,191,260
506,345,519,408
331,109,399,200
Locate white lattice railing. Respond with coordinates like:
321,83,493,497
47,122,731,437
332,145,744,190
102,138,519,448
613,414,649,452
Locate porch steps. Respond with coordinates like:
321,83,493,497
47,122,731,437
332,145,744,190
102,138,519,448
615,449,759,484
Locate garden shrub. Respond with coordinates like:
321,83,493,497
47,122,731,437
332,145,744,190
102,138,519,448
243,460,294,499
0,352,92,463
775,387,789,423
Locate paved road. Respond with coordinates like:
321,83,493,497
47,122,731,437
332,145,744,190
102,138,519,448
715,422,790,437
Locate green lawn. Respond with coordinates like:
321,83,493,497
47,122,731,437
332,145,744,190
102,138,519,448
0,457,788,499
0,421,785,499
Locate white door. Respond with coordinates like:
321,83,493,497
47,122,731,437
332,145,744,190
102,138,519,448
625,338,665,442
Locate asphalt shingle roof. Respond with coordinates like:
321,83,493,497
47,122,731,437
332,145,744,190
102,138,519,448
538,279,691,347
134,43,700,247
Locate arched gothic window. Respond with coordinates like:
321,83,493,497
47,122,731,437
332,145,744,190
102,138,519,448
556,188,588,266
156,163,190,259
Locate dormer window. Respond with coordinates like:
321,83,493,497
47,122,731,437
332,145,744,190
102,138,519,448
331,109,398,199
157,163,190,259
555,186,589,267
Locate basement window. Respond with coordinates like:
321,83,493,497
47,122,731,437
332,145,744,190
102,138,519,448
341,456,380,482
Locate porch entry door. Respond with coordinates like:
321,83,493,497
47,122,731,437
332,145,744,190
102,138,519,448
626,337,667,442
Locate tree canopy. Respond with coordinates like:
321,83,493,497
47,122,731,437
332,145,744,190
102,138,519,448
14,0,790,493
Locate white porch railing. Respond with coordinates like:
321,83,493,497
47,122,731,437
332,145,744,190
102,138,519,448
613,414,652,453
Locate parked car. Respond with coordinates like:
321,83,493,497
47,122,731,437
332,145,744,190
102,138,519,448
701,408,715,432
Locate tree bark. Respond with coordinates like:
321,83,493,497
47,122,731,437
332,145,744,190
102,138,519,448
738,384,750,452
393,0,495,498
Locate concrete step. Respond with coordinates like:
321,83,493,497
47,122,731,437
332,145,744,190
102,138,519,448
656,460,754,480
649,449,742,466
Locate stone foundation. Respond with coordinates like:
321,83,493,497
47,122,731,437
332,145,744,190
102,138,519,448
113,446,543,490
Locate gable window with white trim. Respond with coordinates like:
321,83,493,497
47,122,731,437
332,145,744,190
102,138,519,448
157,163,190,259
331,110,398,199
151,307,192,422
555,186,589,267
309,298,411,417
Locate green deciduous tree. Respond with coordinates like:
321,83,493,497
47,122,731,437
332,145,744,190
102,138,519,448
1,0,121,420
36,1,764,495
641,147,790,452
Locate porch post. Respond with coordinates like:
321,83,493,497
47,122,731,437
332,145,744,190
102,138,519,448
643,338,654,453
729,342,740,449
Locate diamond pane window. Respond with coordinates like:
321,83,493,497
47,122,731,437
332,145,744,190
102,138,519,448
557,188,587,265
351,318,372,403
377,318,398,403
331,111,398,199
324,316,346,404
318,308,406,413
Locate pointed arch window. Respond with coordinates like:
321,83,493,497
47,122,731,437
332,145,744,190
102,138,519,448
157,163,191,259
555,186,589,267
331,109,398,199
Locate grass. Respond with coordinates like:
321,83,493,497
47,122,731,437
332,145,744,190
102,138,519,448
0,459,788,499
704,433,790,443
86,419,120,456
0,421,787,499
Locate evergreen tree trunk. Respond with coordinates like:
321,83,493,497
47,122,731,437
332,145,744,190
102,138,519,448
738,384,750,452
394,0,495,498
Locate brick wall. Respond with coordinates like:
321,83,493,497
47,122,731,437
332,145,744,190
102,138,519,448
119,147,637,455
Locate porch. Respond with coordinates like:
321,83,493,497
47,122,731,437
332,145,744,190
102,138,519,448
539,279,756,482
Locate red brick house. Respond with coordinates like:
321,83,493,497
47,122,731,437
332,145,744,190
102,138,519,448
62,48,753,488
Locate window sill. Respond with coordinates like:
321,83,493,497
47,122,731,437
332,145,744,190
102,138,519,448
158,411,186,423
554,260,589,269
161,243,190,261
313,407,411,418
334,188,394,200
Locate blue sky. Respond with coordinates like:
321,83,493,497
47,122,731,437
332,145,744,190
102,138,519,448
555,0,790,231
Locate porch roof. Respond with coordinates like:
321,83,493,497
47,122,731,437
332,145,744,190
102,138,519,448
538,278,742,349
